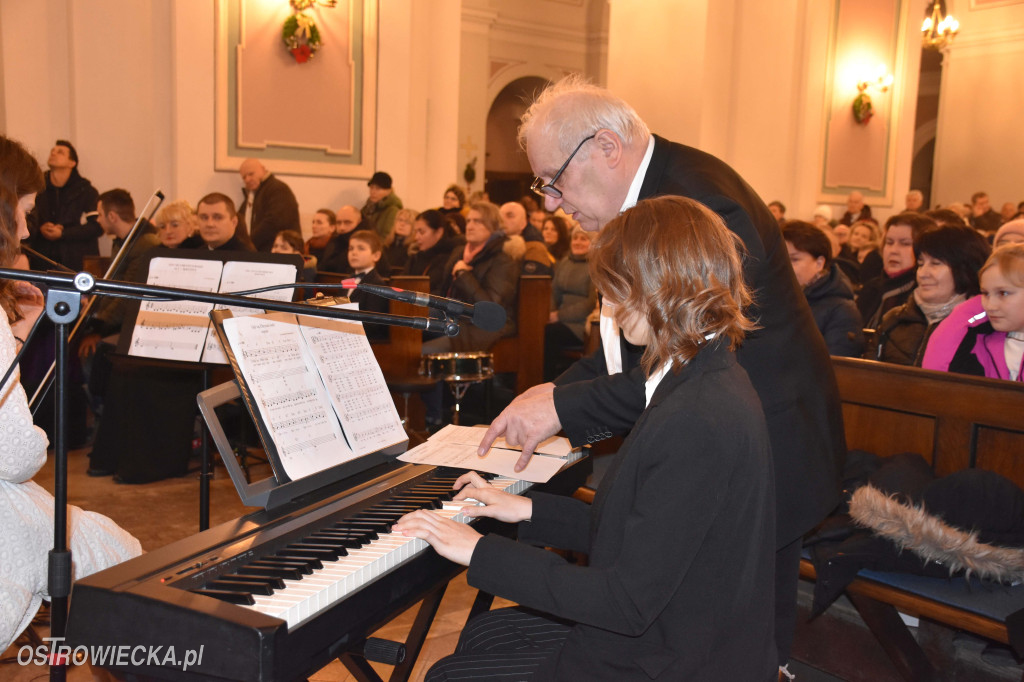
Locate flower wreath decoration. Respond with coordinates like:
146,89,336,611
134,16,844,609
282,12,321,64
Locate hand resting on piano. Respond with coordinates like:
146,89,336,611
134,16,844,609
478,382,560,472
393,471,532,566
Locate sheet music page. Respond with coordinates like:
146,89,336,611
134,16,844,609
298,304,406,456
201,261,298,364
427,424,574,459
127,257,223,362
397,425,568,484
221,312,356,480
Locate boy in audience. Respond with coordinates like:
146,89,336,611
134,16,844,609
346,229,389,341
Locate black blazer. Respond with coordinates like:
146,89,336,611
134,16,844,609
470,344,778,680
553,135,846,545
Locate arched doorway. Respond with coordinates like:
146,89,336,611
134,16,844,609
484,76,550,206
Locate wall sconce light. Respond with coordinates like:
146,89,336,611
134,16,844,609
852,65,894,125
922,0,959,52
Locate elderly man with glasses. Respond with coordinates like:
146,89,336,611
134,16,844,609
479,75,846,678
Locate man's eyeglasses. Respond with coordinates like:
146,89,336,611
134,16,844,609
530,134,596,199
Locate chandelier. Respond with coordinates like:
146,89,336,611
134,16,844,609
921,0,959,51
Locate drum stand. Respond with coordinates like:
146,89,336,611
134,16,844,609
445,373,492,425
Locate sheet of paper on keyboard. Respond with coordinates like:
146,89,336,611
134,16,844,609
427,425,574,458
397,425,569,483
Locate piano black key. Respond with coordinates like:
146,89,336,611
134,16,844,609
190,588,256,605
207,579,274,596
224,573,287,590
247,562,308,579
285,544,346,559
305,533,364,548
274,553,326,567
298,536,359,550
334,520,388,535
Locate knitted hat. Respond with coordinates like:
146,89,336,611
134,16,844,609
368,171,392,189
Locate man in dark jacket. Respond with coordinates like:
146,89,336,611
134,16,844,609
479,76,847,673
238,158,300,252
198,193,256,253
27,140,102,271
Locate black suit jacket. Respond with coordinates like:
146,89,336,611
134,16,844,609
553,135,846,545
240,174,301,252
471,344,777,680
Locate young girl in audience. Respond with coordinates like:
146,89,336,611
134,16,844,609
271,229,318,285
870,226,990,366
0,135,141,652
395,195,777,681
922,244,1024,381
857,212,936,329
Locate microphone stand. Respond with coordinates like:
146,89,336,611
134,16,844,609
0,266,457,682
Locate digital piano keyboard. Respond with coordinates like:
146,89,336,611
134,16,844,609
65,458,589,681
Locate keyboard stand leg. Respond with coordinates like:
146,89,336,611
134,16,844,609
466,589,495,624
338,583,449,682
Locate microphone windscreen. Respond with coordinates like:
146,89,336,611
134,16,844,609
472,301,507,332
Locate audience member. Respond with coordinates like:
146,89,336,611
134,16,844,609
197,193,255,252
271,229,317,284
839,190,872,226
384,207,415,274
945,201,972,222
396,196,776,682
812,205,833,230
361,171,403,241
26,139,102,271
857,212,936,329
832,222,852,257
995,219,1024,248
529,209,548,232
518,194,540,215
922,244,1024,381
1001,202,1018,224
345,229,389,342
541,214,571,261
153,200,202,249
544,226,597,380
925,208,968,228
0,135,141,653
238,158,300,252
467,190,489,204
305,208,336,263
870,226,990,366
905,189,924,212
970,191,1002,235
423,201,518,354
848,219,883,282
444,211,465,236
782,221,864,357
406,209,464,295
768,200,786,223
439,184,465,216
500,200,553,275
320,205,362,272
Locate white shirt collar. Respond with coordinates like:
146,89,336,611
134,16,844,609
644,364,671,407
619,135,656,214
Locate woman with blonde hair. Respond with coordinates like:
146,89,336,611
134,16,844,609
153,199,202,249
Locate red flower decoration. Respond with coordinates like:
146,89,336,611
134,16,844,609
291,45,312,64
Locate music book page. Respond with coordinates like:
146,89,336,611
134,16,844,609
298,306,407,456
128,258,224,362
221,313,356,480
398,425,571,484
201,261,299,364
220,307,405,481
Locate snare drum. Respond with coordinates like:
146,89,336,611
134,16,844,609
420,351,494,382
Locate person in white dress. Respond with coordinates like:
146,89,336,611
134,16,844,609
0,135,142,652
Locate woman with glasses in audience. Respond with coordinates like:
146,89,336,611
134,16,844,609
439,184,466,217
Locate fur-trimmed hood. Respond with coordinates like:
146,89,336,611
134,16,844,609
850,484,1024,583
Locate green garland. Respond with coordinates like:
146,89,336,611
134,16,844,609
282,13,322,64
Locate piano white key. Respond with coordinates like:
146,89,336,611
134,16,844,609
238,476,529,629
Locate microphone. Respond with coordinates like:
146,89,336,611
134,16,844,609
342,279,507,332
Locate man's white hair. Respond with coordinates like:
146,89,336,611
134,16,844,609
518,74,650,155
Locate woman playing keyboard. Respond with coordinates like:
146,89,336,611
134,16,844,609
395,195,777,681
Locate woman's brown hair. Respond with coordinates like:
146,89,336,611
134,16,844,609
589,195,756,376
0,136,45,322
